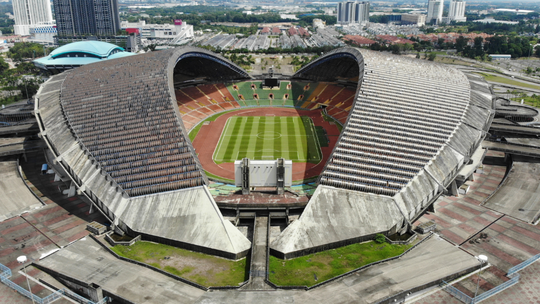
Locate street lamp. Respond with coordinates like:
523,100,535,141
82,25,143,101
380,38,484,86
473,254,488,303
17,255,35,304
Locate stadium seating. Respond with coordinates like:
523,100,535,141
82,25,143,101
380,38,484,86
60,51,207,197
175,80,358,133
319,50,471,196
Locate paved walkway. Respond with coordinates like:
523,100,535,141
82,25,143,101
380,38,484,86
413,261,540,304
0,283,31,304
0,153,107,303
412,150,540,304
414,151,540,273
242,216,273,290
36,235,478,304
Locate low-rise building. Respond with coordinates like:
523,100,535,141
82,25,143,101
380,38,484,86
401,14,426,26
343,35,376,47
121,20,193,40
489,54,511,60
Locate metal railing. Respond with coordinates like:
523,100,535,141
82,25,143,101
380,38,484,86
440,281,473,304
474,273,520,303
0,262,108,304
508,253,540,275
441,251,540,304
0,263,11,281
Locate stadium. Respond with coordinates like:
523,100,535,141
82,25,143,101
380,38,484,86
35,45,493,261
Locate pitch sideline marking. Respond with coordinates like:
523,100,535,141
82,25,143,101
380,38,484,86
212,116,237,162
214,116,323,162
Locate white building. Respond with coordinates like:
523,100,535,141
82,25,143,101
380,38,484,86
449,0,466,22
121,20,193,41
12,0,53,36
313,18,326,29
401,14,426,26
427,0,443,24
28,22,56,45
337,1,370,25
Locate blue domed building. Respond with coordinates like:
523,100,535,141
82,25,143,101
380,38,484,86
33,41,135,74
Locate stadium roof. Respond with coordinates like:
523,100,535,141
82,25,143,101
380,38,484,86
272,48,494,258
33,41,135,73
35,45,493,259
35,47,251,259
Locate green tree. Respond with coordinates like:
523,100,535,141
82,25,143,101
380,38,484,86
0,56,8,74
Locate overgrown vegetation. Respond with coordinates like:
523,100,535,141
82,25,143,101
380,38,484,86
475,72,540,91
507,90,540,108
269,240,412,287
111,241,248,287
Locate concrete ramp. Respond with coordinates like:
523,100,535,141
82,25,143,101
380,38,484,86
0,159,43,221
483,157,540,224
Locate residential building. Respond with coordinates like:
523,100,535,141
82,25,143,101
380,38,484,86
427,0,443,24
448,0,467,22
54,0,120,36
29,22,56,45
12,0,53,35
337,1,370,25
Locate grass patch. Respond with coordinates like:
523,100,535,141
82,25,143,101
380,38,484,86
315,126,329,147
204,170,235,183
475,72,540,91
509,95,540,108
213,116,322,163
111,241,248,287
269,241,412,287
188,109,237,141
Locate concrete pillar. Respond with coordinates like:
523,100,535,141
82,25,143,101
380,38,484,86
447,180,458,197
62,182,76,197
276,158,285,195
88,283,104,302
241,158,250,195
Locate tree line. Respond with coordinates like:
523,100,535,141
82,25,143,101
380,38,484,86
0,42,50,105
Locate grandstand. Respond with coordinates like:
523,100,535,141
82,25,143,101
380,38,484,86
271,48,494,258
35,47,251,259
175,80,356,132
36,46,493,261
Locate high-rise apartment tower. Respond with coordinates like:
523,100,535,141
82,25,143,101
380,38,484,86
54,0,120,36
12,0,53,35
427,0,444,24
449,0,467,22
337,1,370,25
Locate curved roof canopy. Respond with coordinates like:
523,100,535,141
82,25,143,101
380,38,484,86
33,41,135,72
49,41,124,59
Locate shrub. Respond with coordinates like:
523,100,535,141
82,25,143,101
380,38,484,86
374,234,386,244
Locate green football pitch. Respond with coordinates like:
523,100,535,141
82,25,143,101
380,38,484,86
213,116,322,163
